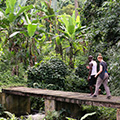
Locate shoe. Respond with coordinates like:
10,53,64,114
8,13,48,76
89,93,93,96
92,95,97,98
107,96,111,99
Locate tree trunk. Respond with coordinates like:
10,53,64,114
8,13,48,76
75,0,78,19
55,41,63,59
69,43,74,69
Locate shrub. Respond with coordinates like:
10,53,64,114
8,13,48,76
65,73,89,93
27,58,68,90
107,47,120,96
75,64,89,79
0,61,27,87
30,97,44,112
82,105,116,120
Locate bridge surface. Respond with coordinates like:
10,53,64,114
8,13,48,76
2,86,120,108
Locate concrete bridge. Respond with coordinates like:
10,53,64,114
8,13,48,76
1,87,120,119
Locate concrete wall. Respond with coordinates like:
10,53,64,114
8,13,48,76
0,92,30,115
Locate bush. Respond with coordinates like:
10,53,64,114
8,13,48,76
82,105,116,120
75,64,89,79
30,97,44,112
0,61,27,87
107,47,120,96
65,73,89,93
27,58,68,90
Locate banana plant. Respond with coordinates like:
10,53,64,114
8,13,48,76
0,0,33,27
0,0,33,74
0,0,33,47
57,11,86,68
36,1,63,59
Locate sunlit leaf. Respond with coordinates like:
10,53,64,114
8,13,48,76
68,25,75,35
5,0,16,14
25,12,31,24
81,112,96,120
62,14,69,28
9,31,20,38
27,24,37,37
8,13,15,22
16,5,33,20
56,34,60,45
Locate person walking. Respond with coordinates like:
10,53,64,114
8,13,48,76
87,55,97,95
92,53,111,99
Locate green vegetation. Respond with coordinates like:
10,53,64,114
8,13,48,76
27,57,68,90
0,51,27,88
0,0,120,119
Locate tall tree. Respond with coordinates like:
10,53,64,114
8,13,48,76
75,0,78,19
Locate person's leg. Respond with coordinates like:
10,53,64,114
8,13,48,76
89,76,96,95
88,77,94,95
103,73,111,97
93,77,103,96
89,86,93,95
93,76,101,95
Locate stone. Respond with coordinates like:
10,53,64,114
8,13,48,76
44,99,55,115
27,113,45,120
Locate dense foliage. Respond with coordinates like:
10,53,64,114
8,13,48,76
107,47,120,96
27,57,90,92
27,58,68,90
0,0,120,119
75,64,88,79
65,73,89,92
87,1,120,46
0,51,27,87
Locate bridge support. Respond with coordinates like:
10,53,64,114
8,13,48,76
44,99,82,118
1,93,30,115
45,99,56,115
117,109,120,120
56,101,82,118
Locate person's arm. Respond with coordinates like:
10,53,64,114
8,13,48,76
87,63,93,81
95,65,103,78
86,66,89,69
